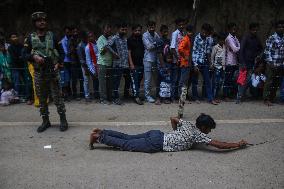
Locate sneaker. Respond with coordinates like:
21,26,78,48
134,97,144,105
145,96,155,103
113,98,123,105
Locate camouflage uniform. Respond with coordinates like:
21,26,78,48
23,12,68,132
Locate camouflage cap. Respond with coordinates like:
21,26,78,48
31,12,47,21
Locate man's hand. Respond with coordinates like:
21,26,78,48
33,55,44,64
238,140,248,148
113,53,120,59
170,117,180,130
129,63,135,70
54,63,63,71
193,66,199,73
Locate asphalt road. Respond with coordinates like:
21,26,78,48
0,101,283,189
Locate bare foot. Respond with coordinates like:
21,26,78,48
155,99,161,105
89,132,100,150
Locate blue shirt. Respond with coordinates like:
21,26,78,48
61,35,73,63
85,42,99,75
264,32,284,67
142,31,161,62
192,33,210,66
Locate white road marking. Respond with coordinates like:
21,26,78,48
0,119,283,127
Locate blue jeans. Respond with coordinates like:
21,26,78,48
81,66,99,98
130,66,144,97
192,65,213,101
144,61,159,98
112,67,126,100
280,77,284,102
99,130,164,153
178,67,190,97
59,67,71,87
12,68,32,99
212,68,224,98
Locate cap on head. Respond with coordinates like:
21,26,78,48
31,12,47,22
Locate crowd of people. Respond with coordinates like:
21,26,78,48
1,14,284,107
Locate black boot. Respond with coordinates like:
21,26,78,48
37,115,51,133
59,113,68,132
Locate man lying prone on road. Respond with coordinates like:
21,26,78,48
89,114,248,152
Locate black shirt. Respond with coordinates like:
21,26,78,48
240,33,263,69
127,35,144,66
8,44,24,68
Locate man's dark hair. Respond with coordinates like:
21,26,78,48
185,25,193,32
175,18,185,25
227,22,237,30
196,113,216,129
116,22,128,28
79,31,88,41
102,23,112,30
275,20,284,28
132,24,142,31
249,23,259,30
201,23,212,32
147,20,156,27
9,32,18,38
217,32,227,41
63,26,72,31
160,25,168,32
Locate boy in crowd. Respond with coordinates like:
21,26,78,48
84,31,100,102
210,32,226,101
178,25,193,98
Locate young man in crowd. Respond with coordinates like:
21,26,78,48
8,33,32,104
59,26,73,101
84,31,100,102
22,12,68,132
178,25,193,97
77,31,91,102
143,21,165,103
89,114,248,153
156,24,172,104
170,18,186,101
224,23,240,101
236,23,263,104
106,23,129,105
128,24,144,105
97,24,113,105
69,26,84,100
192,23,218,105
263,20,284,106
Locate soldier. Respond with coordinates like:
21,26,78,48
22,12,68,132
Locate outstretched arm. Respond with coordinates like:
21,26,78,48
209,139,248,149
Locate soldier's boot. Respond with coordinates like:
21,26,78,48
37,115,51,133
59,113,68,132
